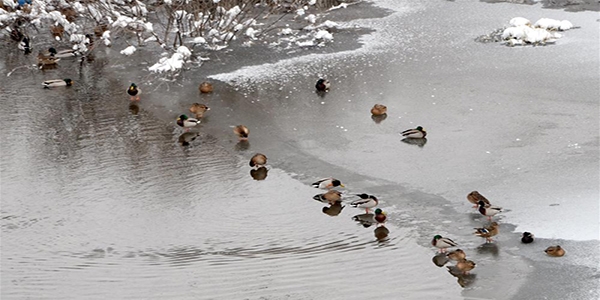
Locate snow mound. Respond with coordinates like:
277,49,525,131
500,17,574,47
120,46,136,56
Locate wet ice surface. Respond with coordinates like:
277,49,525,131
1,0,599,300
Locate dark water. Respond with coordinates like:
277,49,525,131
0,42,462,299
2,0,599,299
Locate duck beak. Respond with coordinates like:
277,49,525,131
340,184,345,187
207,108,211,110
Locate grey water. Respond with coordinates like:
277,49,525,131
2,0,599,299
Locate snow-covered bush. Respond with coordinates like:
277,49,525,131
1,0,354,74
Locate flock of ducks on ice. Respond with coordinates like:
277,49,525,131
42,74,566,286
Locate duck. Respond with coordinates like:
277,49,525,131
544,245,565,257
452,259,476,275
176,114,200,131
249,153,267,168
401,126,427,139
374,208,386,223
311,178,344,189
467,191,491,208
432,235,458,253
189,103,210,119
521,232,534,244
315,78,330,92
37,53,60,66
313,190,342,204
446,249,466,261
370,104,387,116
478,200,502,221
233,125,249,140
474,222,499,243
46,47,77,58
350,194,378,213
42,78,73,88
127,83,141,101
18,36,31,54
199,82,213,93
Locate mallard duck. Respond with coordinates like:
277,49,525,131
350,194,378,213
544,245,565,257
189,103,210,119
233,125,249,140
249,153,267,168
46,47,77,58
370,104,387,116
37,53,60,66
315,78,330,92
478,200,502,221
250,166,268,181
311,178,344,189
474,222,499,243
452,259,476,275
374,208,386,223
42,78,73,88
176,114,200,131
322,201,345,217
432,235,458,253
199,82,213,93
467,191,491,208
521,232,534,244
401,126,427,139
18,37,31,54
446,249,466,261
127,83,141,101
313,190,342,204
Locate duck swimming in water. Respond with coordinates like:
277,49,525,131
370,104,387,116
127,83,141,101
42,79,73,88
189,103,210,119
233,125,249,140
176,114,200,131
249,153,267,168
315,78,330,92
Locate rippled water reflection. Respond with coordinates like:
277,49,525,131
0,47,459,299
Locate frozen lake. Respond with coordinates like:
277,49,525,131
1,0,598,299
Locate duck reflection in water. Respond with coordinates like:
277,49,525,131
352,213,375,228
447,263,477,288
322,201,345,217
235,140,250,151
250,166,268,181
401,137,427,148
432,253,450,267
371,114,387,124
374,225,389,241
178,132,199,147
129,103,140,115
476,241,499,257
